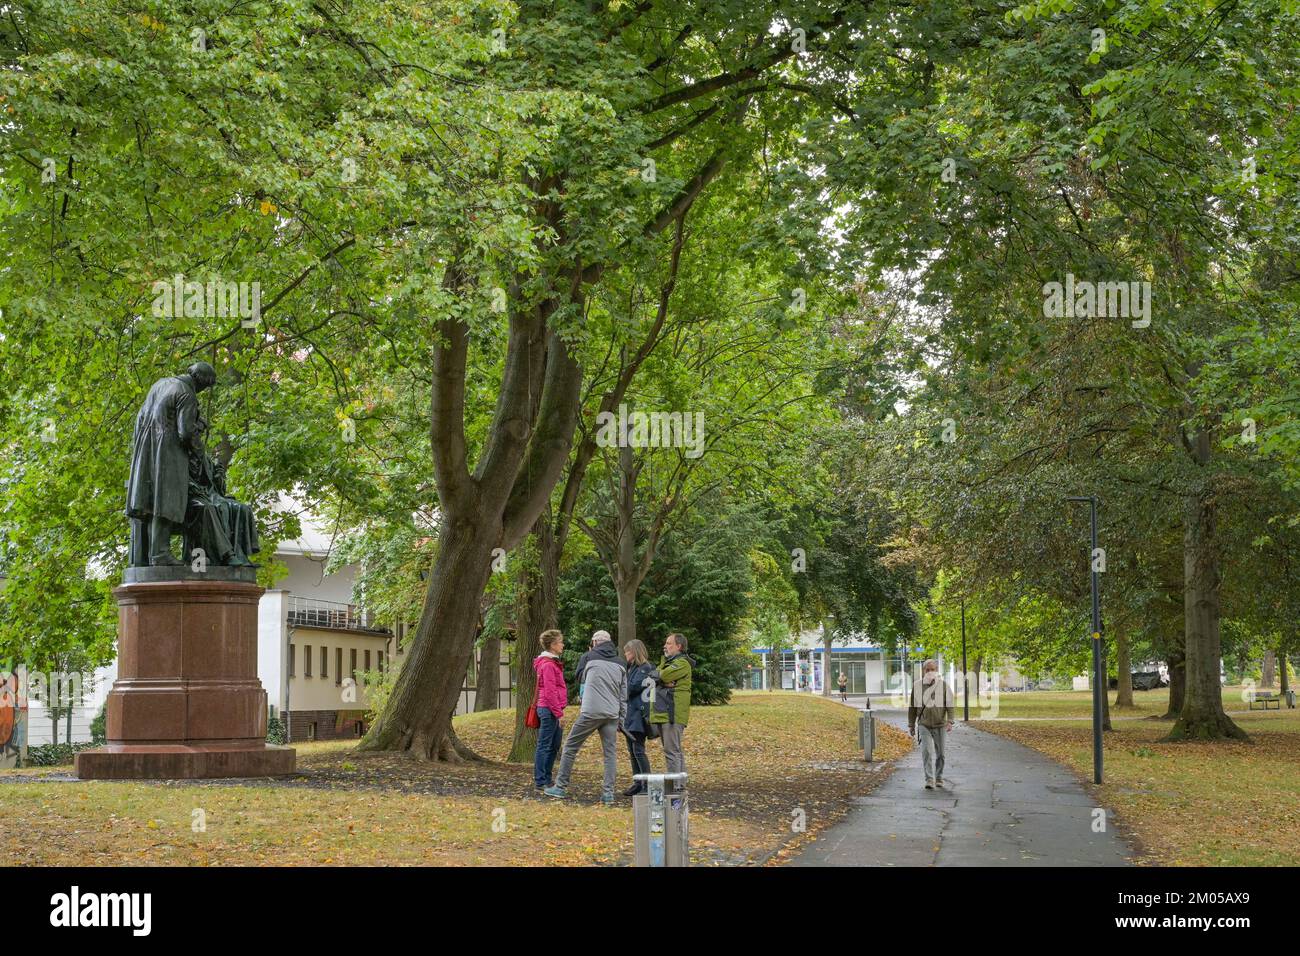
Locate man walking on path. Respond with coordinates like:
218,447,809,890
908,659,954,789
546,631,626,805
651,632,693,789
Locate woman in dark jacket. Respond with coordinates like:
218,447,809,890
621,639,656,796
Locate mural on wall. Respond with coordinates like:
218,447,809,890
0,669,28,769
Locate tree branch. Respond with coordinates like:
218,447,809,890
635,8,848,114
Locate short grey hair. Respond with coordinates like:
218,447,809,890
591,630,612,645
923,658,939,671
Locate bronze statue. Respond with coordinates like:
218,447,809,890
186,442,260,567
126,362,259,569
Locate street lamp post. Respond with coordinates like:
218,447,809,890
1067,495,1103,785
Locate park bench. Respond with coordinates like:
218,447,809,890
1249,693,1281,710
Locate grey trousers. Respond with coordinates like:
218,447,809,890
659,723,686,779
919,724,946,783
554,713,618,799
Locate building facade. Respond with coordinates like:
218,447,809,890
744,627,941,696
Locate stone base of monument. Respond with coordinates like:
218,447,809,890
75,576,296,780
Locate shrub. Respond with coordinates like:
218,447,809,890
266,713,286,744
25,742,96,767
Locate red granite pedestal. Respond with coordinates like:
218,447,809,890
75,576,295,779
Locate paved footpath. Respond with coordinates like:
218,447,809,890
791,706,1134,867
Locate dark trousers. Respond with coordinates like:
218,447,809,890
533,706,562,788
624,729,649,786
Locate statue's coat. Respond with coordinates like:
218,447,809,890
126,375,202,525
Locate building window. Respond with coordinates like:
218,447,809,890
350,649,357,682
335,648,343,686
289,644,296,678
364,649,371,672
307,722,318,741
304,645,312,678
320,646,328,679
378,651,385,674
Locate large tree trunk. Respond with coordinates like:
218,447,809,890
474,632,502,712
360,517,498,760
1162,647,1185,718
1261,650,1275,689
1114,621,1134,707
362,271,583,761
1280,644,1291,698
1164,447,1248,741
616,582,637,650
508,518,559,762
822,619,834,697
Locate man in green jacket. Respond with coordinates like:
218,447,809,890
650,632,693,786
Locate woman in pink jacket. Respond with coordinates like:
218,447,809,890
533,629,568,790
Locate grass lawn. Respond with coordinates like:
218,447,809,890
964,686,1269,719
0,691,909,866
973,704,1300,865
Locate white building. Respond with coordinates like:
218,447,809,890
258,510,395,742
745,626,940,696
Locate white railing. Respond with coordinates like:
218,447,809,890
286,596,389,633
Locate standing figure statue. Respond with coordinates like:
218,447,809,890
126,362,259,569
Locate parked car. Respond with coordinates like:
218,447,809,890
1131,670,1165,691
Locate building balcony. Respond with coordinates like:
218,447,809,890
286,595,390,635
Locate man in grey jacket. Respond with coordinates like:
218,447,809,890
907,659,955,790
545,631,627,805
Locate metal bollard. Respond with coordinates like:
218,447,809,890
858,711,876,762
632,772,688,867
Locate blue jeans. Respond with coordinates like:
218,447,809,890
534,706,562,788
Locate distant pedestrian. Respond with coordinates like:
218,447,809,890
621,639,656,796
532,629,567,791
545,631,626,805
908,659,955,789
837,671,848,702
650,632,693,790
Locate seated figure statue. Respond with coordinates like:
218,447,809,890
185,447,260,568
